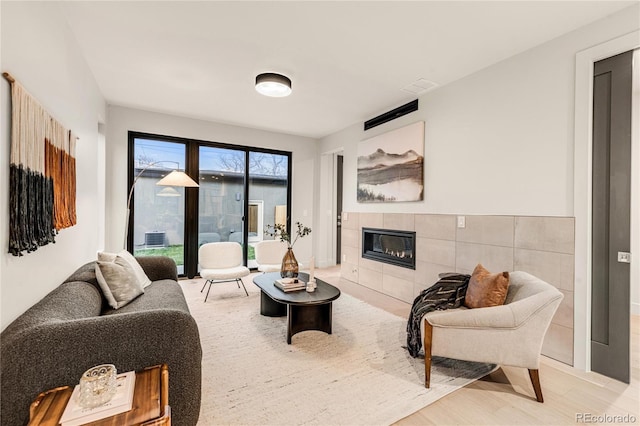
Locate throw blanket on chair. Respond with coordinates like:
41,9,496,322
406,274,471,357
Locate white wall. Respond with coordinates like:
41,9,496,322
105,106,318,265
319,4,639,217
0,2,106,330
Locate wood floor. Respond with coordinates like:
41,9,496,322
315,266,640,425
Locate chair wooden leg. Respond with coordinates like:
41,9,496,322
424,319,433,388
528,369,544,403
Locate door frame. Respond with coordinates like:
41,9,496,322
316,148,344,268
573,30,639,372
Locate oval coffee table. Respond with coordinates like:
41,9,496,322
252,272,341,344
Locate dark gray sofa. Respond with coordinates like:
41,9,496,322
0,256,202,426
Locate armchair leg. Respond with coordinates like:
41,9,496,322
204,280,213,302
238,278,249,297
528,369,544,403
424,319,433,388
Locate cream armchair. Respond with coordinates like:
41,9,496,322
254,240,304,273
422,271,563,402
254,240,289,272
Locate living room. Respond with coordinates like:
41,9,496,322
1,1,639,425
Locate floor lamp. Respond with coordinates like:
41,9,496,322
124,161,199,249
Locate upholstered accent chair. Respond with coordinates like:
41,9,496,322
422,271,563,402
199,242,250,301
254,240,289,273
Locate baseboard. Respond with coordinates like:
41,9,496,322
318,259,336,269
632,302,640,316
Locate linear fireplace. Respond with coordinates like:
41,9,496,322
362,228,416,270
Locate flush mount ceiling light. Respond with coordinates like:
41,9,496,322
255,73,292,97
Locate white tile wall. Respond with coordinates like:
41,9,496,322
359,212,383,230
515,217,575,254
358,266,383,292
382,274,414,303
455,242,514,273
514,248,574,291
414,214,456,240
416,238,456,267
383,213,415,232
456,215,515,247
341,211,576,366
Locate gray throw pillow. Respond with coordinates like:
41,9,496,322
95,256,145,309
98,250,152,289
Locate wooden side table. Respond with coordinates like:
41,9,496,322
28,364,170,426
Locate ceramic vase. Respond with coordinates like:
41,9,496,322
280,247,299,278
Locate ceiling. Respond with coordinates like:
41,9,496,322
60,1,635,139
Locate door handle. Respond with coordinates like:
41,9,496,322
617,252,631,263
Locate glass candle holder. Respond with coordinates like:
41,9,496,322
77,364,117,408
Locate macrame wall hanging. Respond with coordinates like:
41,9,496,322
3,72,78,256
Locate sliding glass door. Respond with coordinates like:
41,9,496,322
128,132,291,277
198,146,247,271
130,137,187,274
247,151,290,268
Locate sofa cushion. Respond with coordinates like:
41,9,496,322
99,250,152,289
101,279,190,316
464,264,510,309
95,256,145,309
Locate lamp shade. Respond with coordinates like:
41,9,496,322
156,170,199,187
255,73,292,97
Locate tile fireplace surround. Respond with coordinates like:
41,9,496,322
341,212,574,365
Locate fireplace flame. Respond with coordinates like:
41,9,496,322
384,248,413,259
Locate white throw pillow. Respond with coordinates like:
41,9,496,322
98,250,152,289
95,256,144,309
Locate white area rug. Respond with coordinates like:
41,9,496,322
181,278,495,426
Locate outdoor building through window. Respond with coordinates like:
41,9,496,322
129,133,291,276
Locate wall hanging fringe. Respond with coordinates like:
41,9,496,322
4,72,78,256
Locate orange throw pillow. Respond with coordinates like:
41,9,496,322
464,264,510,308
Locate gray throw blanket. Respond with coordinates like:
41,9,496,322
406,273,471,357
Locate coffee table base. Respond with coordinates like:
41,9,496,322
288,303,332,344
260,290,333,344
260,291,287,317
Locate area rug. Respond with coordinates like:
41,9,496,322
180,278,496,426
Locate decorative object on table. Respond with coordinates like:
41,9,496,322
306,256,316,292
58,369,136,426
4,72,78,256
281,248,299,278
274,278,306,293
77,364,118,409
125,160,199,248
265,221,311,278
357,121,425,203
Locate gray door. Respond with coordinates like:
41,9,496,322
591,50,633,383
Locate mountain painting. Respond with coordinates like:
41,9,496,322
357,121,425,203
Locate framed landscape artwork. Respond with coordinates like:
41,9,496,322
357,121,425,203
